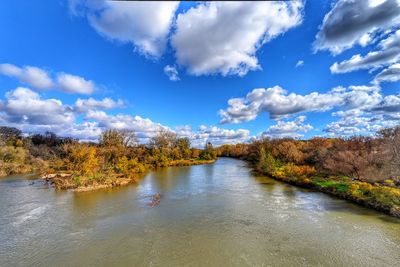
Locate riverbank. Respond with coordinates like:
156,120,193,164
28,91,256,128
42,159,215,192
250,163,400,218
0,128,219,191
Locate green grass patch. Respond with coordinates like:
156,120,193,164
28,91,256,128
313,180,349,192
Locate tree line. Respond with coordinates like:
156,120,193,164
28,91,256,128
215,127,400,217
0,127,216,188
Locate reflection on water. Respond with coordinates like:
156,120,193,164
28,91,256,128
0,158,399,266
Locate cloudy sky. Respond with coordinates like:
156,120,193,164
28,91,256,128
1,0,400,147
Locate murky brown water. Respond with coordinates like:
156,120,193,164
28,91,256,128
1,158,399,266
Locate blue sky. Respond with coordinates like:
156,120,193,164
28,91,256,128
1,0,400,146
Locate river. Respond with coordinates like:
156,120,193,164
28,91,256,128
0,158,399,266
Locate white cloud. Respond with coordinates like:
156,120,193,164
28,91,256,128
72,0,179,57
171,1,303,76
0,63,97,95
84,110,252,146
0,87,252,146
373,63,400,83
85,110,169,142
219,85,385,124
56,73,95,94
0,87,74,126
59,121,103,142
195,125,250,145
295,60,304,68
0,63,53,89
314,0,400,54
176,124,250,147
0,88,103,140
370,94,400,113
324,113,399,137
262,116,313,139
74,97,124,112
323,88,400,137
219,86,344,123
164,65,180,81
330,28,400,74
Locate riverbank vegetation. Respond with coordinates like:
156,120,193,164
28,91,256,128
2,123,400,217
0,126,216,191
216,127,400,218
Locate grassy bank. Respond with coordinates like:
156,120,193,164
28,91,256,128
255,164,400,218
216,132,400,218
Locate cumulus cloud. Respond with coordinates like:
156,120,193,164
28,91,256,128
56,73,95,94
219,86,344,123
175,125,250,147
0,63,97,94
84,110,252,146
0,87,74,126
324,113,398,137
262,116,313,139
0,88,104,140
59,121,103,142
164,65,180,81
0,63,53,89
219,85,385,124
74,97,124,112
0,87,252,145
373,63,400,83
314,0,400,54
195,125,250,146
0,93,164,142
324,89,400,137
330,29,400,73
72,0,179,57
171,1,303,76
85,110,169,142
370,94,400,113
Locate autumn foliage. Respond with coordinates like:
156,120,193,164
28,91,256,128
216,127,400,217
0,127,215,190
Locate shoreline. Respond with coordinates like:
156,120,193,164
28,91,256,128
5,156,399,218
42,159,215,192
248,164,400,218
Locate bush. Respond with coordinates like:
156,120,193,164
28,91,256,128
256,147,277,175
199,142,217,160
116,156,146,178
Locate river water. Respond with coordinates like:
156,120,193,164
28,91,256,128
0,158,399,266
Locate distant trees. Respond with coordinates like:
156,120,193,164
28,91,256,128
273,139,305,164
175,137,191,159
99,129,137,148
149,129,177,149
215,128,400,185
0,125,221,190
318,137,379,180
379,127,400,179
0,126,22,145
199,142,217,160
0,126,45,176
147,130,195,165
31,131,73,147
216,144,248,158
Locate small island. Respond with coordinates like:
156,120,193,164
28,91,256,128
0,127,216,192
